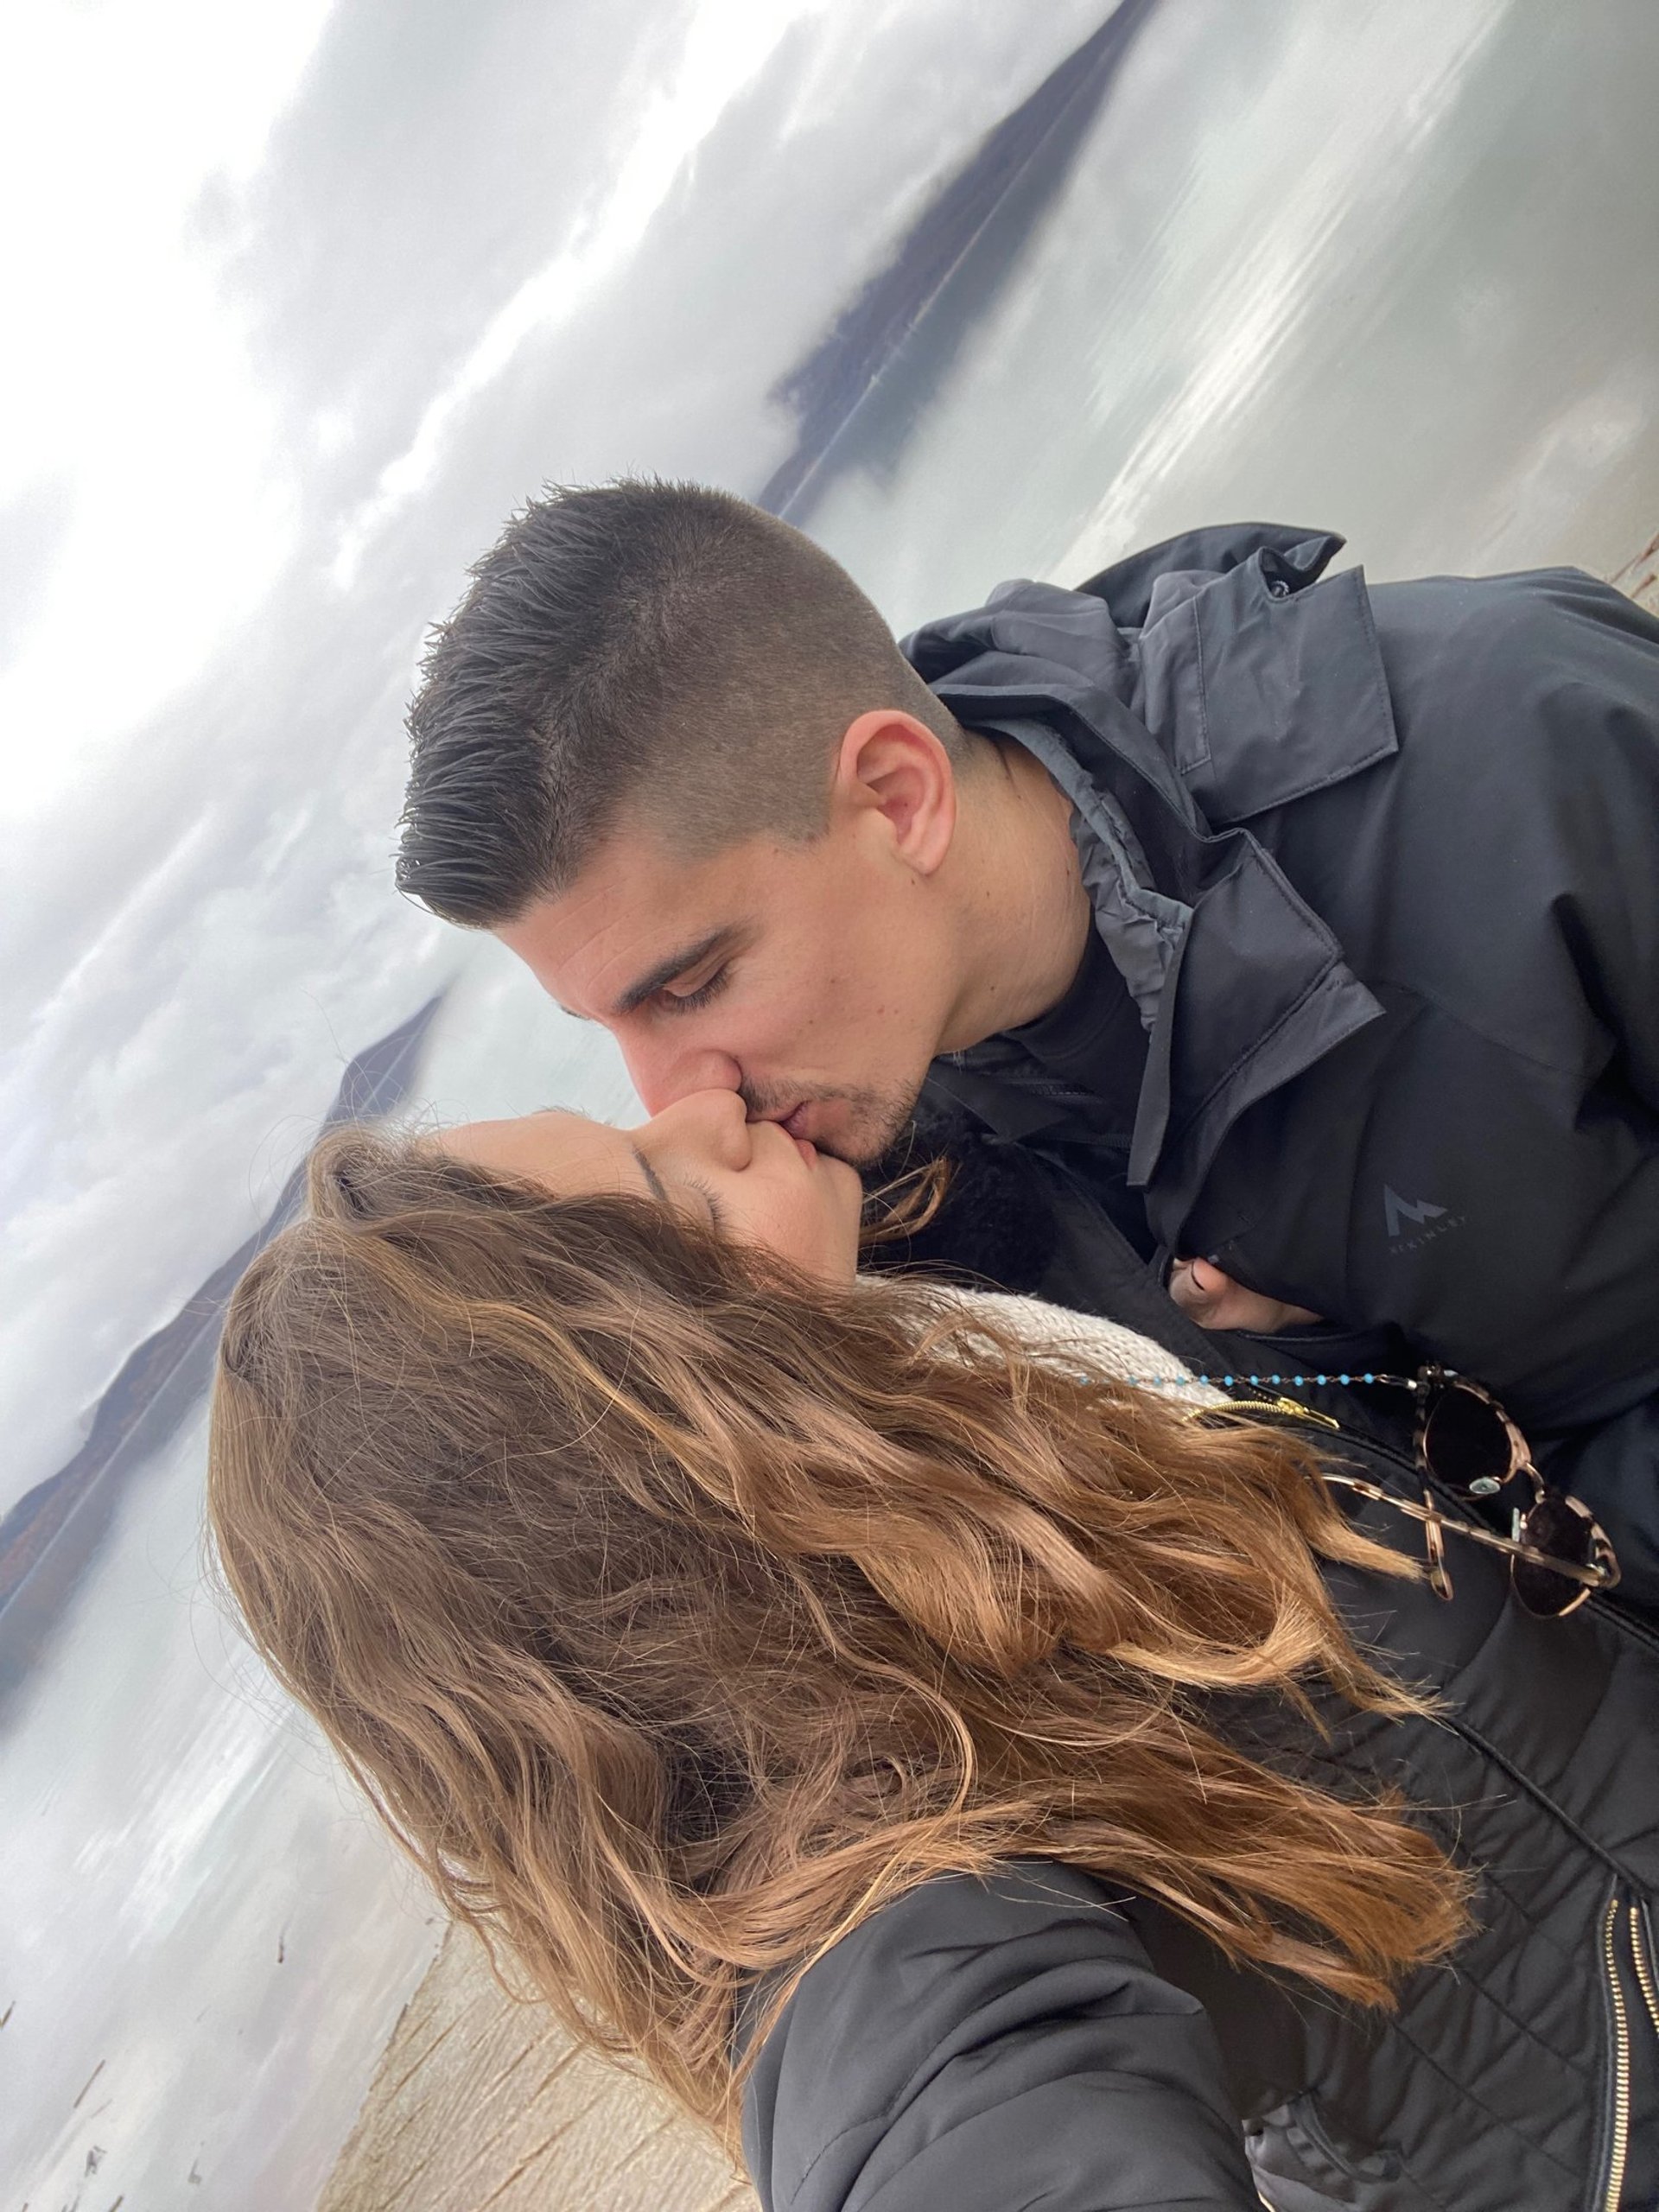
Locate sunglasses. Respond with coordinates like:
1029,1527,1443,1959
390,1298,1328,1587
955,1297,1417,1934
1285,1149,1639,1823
1335,1365,1618,1618
1152,1357,1619,1620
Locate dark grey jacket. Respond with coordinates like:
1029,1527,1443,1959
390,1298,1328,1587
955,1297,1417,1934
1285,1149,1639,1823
741,1415,1659,2211
899,529,1659,1601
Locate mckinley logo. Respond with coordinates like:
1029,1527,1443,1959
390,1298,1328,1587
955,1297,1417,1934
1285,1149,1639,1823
1384,1186,1464,1250
1384,1187,1444,1239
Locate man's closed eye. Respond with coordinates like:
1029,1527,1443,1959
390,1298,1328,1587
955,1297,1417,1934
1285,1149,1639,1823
658,963,730,1014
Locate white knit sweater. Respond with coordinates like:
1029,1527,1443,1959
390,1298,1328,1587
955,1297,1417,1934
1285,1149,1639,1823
929,1287,1230,1411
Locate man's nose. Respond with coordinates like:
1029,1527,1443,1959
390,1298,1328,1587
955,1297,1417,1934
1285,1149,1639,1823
620,1033,743,1117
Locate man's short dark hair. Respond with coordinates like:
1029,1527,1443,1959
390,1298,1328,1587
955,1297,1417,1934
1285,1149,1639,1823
397,479,969,926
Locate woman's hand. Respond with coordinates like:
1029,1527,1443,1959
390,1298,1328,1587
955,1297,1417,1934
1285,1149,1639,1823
1167,1256,1324,1335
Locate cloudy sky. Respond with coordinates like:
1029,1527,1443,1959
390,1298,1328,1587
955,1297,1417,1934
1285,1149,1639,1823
3,3,1658,2204
2,0,1127,1510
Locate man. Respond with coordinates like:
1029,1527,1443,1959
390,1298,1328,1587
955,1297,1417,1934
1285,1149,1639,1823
398,480,1659,1600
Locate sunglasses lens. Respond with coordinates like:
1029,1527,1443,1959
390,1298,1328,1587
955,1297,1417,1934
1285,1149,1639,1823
1511,1491,1598,1618
1421,1382,1514,1496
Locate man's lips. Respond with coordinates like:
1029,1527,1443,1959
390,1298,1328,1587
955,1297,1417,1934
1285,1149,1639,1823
754,1100,817,1162
776,1100,864,1172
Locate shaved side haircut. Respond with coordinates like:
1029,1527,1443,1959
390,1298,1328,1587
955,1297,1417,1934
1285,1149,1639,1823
397,479,970,926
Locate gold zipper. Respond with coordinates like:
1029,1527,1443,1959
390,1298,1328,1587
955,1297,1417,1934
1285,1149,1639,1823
1601,1893,1631,2212
1194,1392,1343,1432
1631,1901,1659,2041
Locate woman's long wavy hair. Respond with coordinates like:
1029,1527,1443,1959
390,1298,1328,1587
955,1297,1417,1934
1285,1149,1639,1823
208,1128,1469,2137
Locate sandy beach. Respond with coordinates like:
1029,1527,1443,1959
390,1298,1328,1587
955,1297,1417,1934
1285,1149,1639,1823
320,1921,755,2212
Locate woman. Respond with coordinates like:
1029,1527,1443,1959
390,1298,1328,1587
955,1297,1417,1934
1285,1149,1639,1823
208,1091,1658,2210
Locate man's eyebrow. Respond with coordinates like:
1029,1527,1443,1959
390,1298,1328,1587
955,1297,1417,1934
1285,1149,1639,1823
629,1144,669,1204
612,928,734,1019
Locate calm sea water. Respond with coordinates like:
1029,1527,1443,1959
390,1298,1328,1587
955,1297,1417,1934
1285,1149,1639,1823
5,3,1657,2205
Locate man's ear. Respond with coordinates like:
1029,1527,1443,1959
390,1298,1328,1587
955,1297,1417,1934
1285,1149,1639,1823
832,709,957,876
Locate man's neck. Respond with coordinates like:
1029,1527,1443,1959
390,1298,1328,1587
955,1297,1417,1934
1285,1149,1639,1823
938,738,1092,1053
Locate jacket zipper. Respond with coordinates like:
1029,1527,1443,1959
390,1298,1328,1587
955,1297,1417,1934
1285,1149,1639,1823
1601,1893,1631,2212
1632,1900,1659,2039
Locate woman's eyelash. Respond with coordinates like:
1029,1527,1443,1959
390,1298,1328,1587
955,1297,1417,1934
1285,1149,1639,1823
659,964,728,1013
682,1174,730,1230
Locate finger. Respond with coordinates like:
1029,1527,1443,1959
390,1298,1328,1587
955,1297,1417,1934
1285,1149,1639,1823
1166,1261,1220,1325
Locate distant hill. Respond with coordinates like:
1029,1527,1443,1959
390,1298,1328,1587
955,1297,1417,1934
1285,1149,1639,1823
0,992,446,1715
757,0,1161,524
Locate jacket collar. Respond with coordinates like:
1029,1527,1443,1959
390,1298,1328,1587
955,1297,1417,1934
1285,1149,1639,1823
905,525,1394,1234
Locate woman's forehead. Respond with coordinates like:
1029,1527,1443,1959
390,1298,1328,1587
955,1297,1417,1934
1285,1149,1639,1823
440,1109,636,1194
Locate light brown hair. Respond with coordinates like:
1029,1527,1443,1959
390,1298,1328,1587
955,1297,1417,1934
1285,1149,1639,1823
397,479,971,924
208,1128,1468,2139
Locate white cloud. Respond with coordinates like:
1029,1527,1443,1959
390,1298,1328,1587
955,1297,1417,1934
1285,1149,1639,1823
327,0,835,588
0,0,337,823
